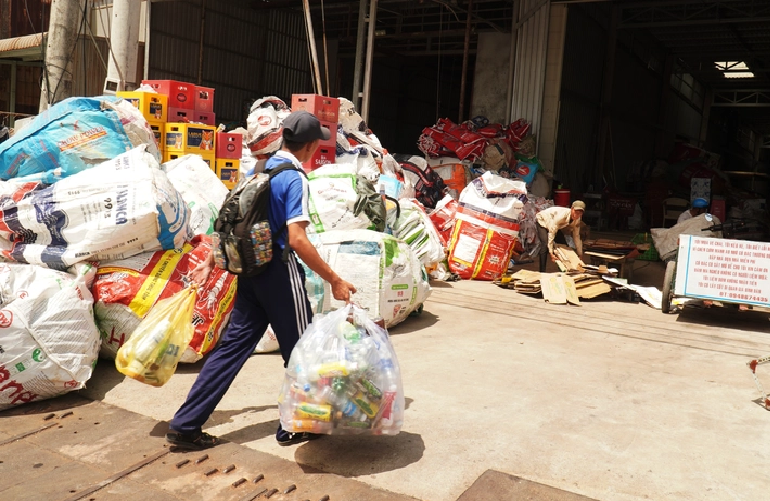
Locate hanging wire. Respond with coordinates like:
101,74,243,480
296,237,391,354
84,1,109,73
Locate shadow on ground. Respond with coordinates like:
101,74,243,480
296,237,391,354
294,430,425,476
676,305,770,333
147,405,278,439
76,357,128,402
389,310,439,335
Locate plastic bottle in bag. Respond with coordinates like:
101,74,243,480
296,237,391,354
123,319,171,378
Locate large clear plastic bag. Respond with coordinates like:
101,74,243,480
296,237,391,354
115,286,196,386
279,305,405,435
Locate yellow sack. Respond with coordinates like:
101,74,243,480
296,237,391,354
115,286,196,386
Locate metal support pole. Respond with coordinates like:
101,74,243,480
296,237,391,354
9,61,16,128
458,0,473,123
351,0,368,109
506,0,520,124
144,0,151,81
197,0,206,85
40,0,83,111
361,0,377,122
104,0,142,94
303,0,323,94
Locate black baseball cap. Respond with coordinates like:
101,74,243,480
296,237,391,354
282,110,331,143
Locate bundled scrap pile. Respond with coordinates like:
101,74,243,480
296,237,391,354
0,96,238,408
418,117,544,185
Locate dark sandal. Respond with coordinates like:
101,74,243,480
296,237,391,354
276,425,321,446
166,431,220,450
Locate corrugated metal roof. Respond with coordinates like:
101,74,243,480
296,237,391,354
0,32,45,59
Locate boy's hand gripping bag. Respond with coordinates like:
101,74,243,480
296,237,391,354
278,305,405,435
115,286,196,386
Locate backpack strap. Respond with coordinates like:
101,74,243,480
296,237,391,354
265,160,307,262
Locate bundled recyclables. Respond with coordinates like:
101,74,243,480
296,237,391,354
0,147,189,270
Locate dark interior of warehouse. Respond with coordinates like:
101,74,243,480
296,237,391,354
1,0,767,235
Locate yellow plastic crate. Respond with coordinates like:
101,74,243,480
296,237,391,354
117,91,168,122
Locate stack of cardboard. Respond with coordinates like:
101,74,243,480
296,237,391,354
497,270,613,304
496,243,616,304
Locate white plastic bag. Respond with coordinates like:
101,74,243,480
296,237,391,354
307,163,372,233
0,147,190,270
254,325,280,353
163,154,229,236
279,304,405,435
246,97,291,155
392,199,446,267
0,263,100,410
316,229,431,327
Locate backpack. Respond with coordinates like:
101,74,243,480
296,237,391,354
212,162,303,276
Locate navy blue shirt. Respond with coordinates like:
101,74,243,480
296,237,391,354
263,151,310,250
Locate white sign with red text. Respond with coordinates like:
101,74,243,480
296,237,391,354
675,235,770,305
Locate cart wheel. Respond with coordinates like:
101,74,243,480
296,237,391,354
661,261,676,314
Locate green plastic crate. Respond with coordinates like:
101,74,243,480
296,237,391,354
632,233,659,261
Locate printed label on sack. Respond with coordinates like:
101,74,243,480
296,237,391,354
57,127,108,151
452,233,482,265
127,244,191,317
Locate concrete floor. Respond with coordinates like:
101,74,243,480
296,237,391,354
80,260,770,501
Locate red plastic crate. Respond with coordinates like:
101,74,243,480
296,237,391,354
216,132,242,159
292,94,340,124
142,80,195,109
195,86,215,112
319,120,337,147
302,146,335,172
194,110,216,126
167,107,194,122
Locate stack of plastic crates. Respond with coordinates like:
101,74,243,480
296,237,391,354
632,232,659,261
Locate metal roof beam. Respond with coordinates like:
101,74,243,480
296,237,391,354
620,1,770,29
712,90,770,107
622,16,770,29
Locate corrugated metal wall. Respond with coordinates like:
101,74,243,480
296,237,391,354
511,0,550,140
149,0,312,124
